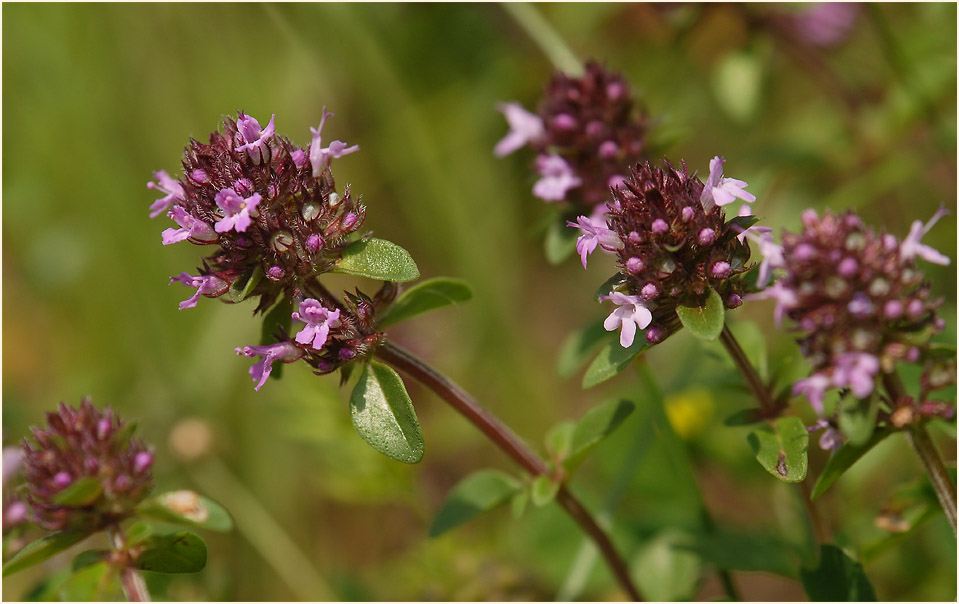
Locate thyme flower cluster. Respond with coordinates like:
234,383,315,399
496,62,649,212
19,399,154,532
753,207,954,417
150,111,386,389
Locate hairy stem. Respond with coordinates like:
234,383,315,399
882,372,957,534
375,340,642,601
719,325,777,415
108,526,150,602
500,2,584,76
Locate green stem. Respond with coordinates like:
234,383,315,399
500,3,584,76
881,372,957,534
108,526,150,602
188,458,337,600
375,340,642,601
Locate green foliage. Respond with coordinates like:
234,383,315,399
349,361,425,464
582,338,648,389
334,238,420,282
811,429,894,500
136,532,208,574
70,549,106,572
713,49,764,122
51,477,102,506
530,475,560,507
676,288,725,341
556,320,612,379
3,531,90,577
429,470,521,537
681,530,802,578
800,545,877,601
632,530,702,602
562,399,635,472
228,265,263,303
837,393,879,447
747,416,809,482
58,562,122,601
378,277,472,328
136,492,234,532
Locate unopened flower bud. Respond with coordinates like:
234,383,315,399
698,228,715,246
651,219,669,234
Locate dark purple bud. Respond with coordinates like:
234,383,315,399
133,452,153,474
847,293,873,317
606,81,625,100
837,257,858,277
598,141,619,159
267,266,286,281
553,114,577,130
306,234,324,253
681,206,695,223
726,294,743,309
628,231,642,244
52,472,72,489
906,347,920,362
652,219,669,234
338,347,357,361
585,120,605,139
342,213,358,230
906,299,925,319
114,474,131,492
190,169,209,184
97,419,111,440
883,299,903,319
646,325,667,344
84,458,99,473
710,262,731,279
641,283,660,300
793,243,817,261
626,257,644,274
698,228,715,246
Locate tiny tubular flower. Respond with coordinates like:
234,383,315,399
235,113,276,164
147,170,185,218
170,272,228,310
568,214,623,269
532,154,583,201
831,352,880,399
309,110,359,177
792,373,831,414
700,156,756,213
494,102,544,157
162,206,218,245
809,418,843,452
900,206,951,266
291,298,342,351
745,280,797,328
214,188,262,233
602,292,652,348
235,342,304,391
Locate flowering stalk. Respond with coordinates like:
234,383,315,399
108,525,151,602
374,341,642,601
719,325,779,415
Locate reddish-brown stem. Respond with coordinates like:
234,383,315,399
108,526,150,602
374,340,642,601
719,325,777,415
881,372,957,534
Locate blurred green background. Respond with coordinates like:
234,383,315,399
3,3,956,601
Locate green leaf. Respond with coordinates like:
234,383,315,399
510,489,529,520
71,549,106,572
544,219,578,265
530,475,560,507
378,277,472,328
582,337,648,389
429,470,521,537
334,238,420,282
350,362,425,464
633,531,702,602
136,491,234,532
747,417,809,482
563,399,635,472
837,393,879,447
136,532,207,574
800,545,877,601
228,265,263,303
676,288,725,341
594,273,628,302
125,521,155,545
545,421,575,460
724,214,760,238
58,562,122,601
51,477,103,506
680,530,801,578
723,408,765,427
713,49,763,123
3,530,90,576
556,319,612,380
811,429,893,500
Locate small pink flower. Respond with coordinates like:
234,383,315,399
900,206,950,266
602,291,652,348
309,110,359,177
162,206,218,245
533,154,583,201
235,113,275,164
291,299,342,351
792,373,831,414
235,342,304,391
746,281,797,328
169,272,228,310
831,352,880,399
494,102,544,157
568,214,623,269
214,188,262,233
147,170,185,218
700,156,755,212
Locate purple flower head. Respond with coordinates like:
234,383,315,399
568,214,623,269
19,398,154,531
235,342,305,391
831,352,880,399
214,188,262,233
309,110,359,177
292,298,342,351
900,206,951,266
700,156,756,213
235,113,276,164
533,154,583,201
162,206,218,245
494,102,545,157
602,291,652,348
170,272,228,310
792,3,861,48
147,170,185,218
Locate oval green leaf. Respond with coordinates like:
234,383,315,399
557,319,612,380
378,277,472,328
350,362,424,464
837,394,879,447
429,470,522,537
633,531,702,602
52,477,103,506
563,399,635,472
136,491,234,532
334,238,420,282
136,532,207,574
800,545,877,601
811,428,893,501
582,338,648,389
747,416,809,483
530,475,560,507
58,562,122,601
544,219,578,265
3,530,90,576
228,265,263,303
676,288,725,341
